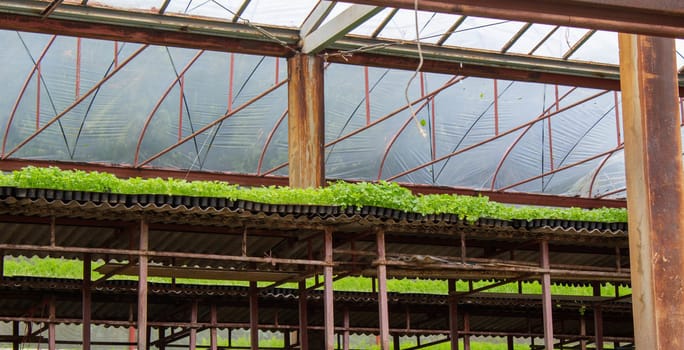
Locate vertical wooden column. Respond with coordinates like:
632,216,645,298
323,228,335,350
83,253,92,349
343,307,350,350
12,321,19,350
619,33,684,349
210,304,218,350
594,305,604,350
249,281,259,350
463,312,470,350
540,240,554,349
507,335,514,350
298,280,309,350
287,53,325,189
190,300,198,350
158,328,166,350
138,219,149,350
48,297,56,350
579,314,587,350
448,279,459,350
376,229,390,350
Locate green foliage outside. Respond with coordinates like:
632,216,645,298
0,166,627,223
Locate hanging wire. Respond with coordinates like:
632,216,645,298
404,0,427,138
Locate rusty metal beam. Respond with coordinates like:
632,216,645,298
210,305,217,350
82,254,91,349
619,33,684,349
340,0,684,38
594,305,604,350
137,219,149,350
448,279,459,350
323,40,638,92
288,54,325,188
540,240,554,349
190,301,199,350
323,228,335,350
0,1,296,56
249,281,259,350
48,297,56,350
298,281,309,350
376,228,390,350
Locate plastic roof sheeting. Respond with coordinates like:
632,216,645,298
0,28,650,199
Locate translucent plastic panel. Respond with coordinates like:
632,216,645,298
401,132,521,187
429,77,497,158
567,31,619,64
139,53,287,172
243,0,317,27
531,26,591,59
325,64,449,146
319,2,353,27
506,23,558,55
442,18,528,51
89,0,165,11
348,8,396,38
164,0,244,21
1,30,288,174
573,149,625,198
151,84,287,173
0,31,49,139
492,92,619,192
375,9,452,42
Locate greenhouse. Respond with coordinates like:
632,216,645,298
0,0,682,349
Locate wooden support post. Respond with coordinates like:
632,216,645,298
159,328,166,350
83,253,92,350
507,335,514,350
284,331,291,350
287,53,324,189
580,314,587,350
463,312,470,350
594,305,604,350
619,33,684,349
540,240,554,349
448,279,459,350
377,228,390,350
12,321,19,350
48,297,56,350
323,228,335,350
210,304,218,350
343,307,350,350
393,334,401,350
250,281,259,350
299,280,309,350
0,250,4,282
190,300,198,350
138,219,149,350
